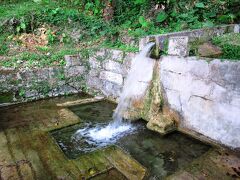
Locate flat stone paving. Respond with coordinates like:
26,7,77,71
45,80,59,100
167,149,240,180
0,95,239,180
0,95,146,180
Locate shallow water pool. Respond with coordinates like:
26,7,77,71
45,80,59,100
51,101,210,179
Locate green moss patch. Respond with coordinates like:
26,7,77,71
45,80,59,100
0,92,14,103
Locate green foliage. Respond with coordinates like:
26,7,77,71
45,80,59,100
19,88,25,97
212,33,240,60
102,40,138,52
0,47,79,68
2,0,239,40
156,11,168,23
0,0,240,58
195,2,205,8
138,16,149,28
0,40,9,55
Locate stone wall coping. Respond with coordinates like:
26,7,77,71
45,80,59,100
162,55,240,63
139,24,239,50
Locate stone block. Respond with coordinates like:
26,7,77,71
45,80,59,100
36,68,51,80
102,80,121,97
234,24,240,33
86,76,102,90
121,52,135,76
168,36,189,56
89,69,99,77
100,71,123,85
112,49,124,60
103,60,123,74
65,66,85,77
95,49,106,56
106,49,124,61
89,57,101,69
198,42,222,58
64,55,81,67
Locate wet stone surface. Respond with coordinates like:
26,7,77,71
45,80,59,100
0,95,146,180
51,100,210,179
0,95,239,180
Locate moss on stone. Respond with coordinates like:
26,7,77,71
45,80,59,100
0,92,14,103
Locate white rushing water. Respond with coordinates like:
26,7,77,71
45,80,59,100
74,43,156,146
113,42,156,124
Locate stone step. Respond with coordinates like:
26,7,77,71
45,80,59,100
5,128,35,180
30,130,82,179
103,146,147,180
0,131,20,180
72,149,113,178
16,127,51,180
72,146,147,179
56,97,104,107
0,131,14,165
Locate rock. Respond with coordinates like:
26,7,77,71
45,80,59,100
120,61,177,135
168,36,189,57
100,71,123,85
234,24,240,33
103,60,123,74
64,55,81,67
140,24,236,52
106,49,124,61
147,114,176,135
89,69,99,77
86,76,102,90
65,66,85,77
56,97,104,107
89,57,101,69
102,80,121,97
198,42,222,57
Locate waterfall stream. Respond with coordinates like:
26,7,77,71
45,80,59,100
74,43,156,145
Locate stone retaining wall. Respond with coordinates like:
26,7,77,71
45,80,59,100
134,25,240,150
0,65,86,104
0,49,135,104
139,24,240,51
160,56,240,149
1,25,240,151
86,49,134,98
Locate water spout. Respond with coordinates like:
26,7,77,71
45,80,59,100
113,42,156,124
74,43,156,145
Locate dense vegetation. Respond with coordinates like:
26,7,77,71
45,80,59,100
0,0,240,66
212,33,240,60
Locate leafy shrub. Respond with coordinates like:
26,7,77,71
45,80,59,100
212,33,240,60
0,35,9,55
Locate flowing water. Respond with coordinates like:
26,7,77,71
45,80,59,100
71,43,156,146
50,44,209,178
51,100,210,179
113,42,155,123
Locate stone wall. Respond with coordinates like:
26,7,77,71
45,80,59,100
131,24,240,150
0,64,86,104
0,49,135,105
86,49,135,98
160,56,240,149
1,25,240,150
139,24,240,51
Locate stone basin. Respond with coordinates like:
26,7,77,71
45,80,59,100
0,94,239,179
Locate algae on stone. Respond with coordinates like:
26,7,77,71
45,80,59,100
122,59,177,135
